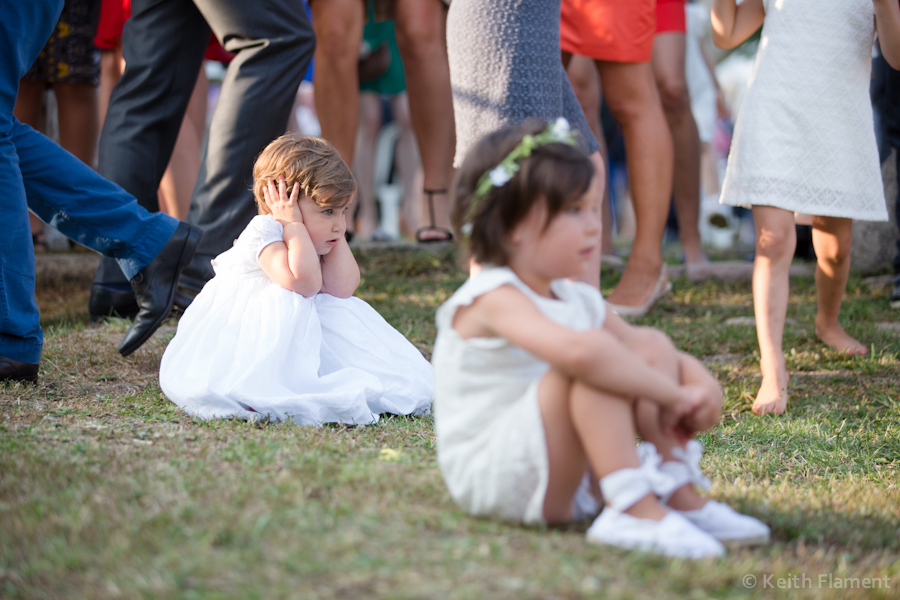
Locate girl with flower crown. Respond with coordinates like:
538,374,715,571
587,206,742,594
431,119,770,558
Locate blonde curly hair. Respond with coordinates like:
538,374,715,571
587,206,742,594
252,133,356,215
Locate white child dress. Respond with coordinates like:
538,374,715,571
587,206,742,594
720,0,888,221
431,266,606,524
159,215,434,425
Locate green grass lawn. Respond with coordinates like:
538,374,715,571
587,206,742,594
2,246,899,599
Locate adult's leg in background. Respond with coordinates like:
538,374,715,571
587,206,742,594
0,0,64,364
565,53,615,256
12,80,48,241
394,0,455,238
353,93,383,240
157,70,207,221
652,32,706,266
310,0,364,166
92,0,210,292
181,0,316,289
596,60,673,308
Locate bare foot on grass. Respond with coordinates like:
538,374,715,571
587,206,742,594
815,322,868,356
752,372,788,415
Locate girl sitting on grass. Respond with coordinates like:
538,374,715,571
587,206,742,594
160,134,433,425
431,119,769,558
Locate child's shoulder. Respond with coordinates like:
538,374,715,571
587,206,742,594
436,267,525,326
233,215,284,247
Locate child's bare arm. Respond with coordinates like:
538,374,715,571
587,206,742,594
461,286,693,412
711,0,765,49
875,0,900,69
604,312,723,436
677,352,724,432
320,235,360,298
258,178,323,297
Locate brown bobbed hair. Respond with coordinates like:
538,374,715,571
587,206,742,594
451,118,595,266
252,133,356,215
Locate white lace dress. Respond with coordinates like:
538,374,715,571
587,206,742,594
431,267,606,524
159,215,434,425
720,0,888,221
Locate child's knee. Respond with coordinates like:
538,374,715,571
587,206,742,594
756,224,794,260
625,328,677,365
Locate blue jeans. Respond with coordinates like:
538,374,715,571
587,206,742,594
0,0,179,364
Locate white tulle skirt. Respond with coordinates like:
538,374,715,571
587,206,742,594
159,273,434,425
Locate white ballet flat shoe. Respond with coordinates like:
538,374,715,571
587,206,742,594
606,264,672,318
587,509,724,559
648,440,771,547
680,501,771,547
588,451,725,559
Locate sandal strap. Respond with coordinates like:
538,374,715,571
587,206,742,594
601,444,677,511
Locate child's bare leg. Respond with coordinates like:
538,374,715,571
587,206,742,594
811,216,866,355
621,328,714,510
538,368,666,524
751,206,795,415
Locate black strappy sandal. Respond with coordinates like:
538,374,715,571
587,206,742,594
416,188,453,243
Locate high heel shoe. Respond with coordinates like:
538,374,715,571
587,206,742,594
415,189,453,243
606,264,672,318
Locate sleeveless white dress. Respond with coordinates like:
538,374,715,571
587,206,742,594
159,215,434,425
431,267,606,524
720,0,888,221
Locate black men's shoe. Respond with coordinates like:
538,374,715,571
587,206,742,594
178,255,216,293
88,284,140,323
0,354,39,384
118,223,202,356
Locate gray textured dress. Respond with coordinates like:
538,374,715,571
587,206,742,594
447,0,600,167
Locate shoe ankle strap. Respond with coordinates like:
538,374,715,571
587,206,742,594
601,444,677,511
657,440,711,503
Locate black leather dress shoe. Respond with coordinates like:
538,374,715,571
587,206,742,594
0,354,39,384
88,284,139,322
89,286,193,322
178,255,216,293
118,222,202,356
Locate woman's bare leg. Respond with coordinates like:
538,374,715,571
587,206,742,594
352,93,383,240
98,45,125,130
652,33,707,266
811,216,866,355
539,368,667,524
55,82,99,166
750,205,795,414
157,70,207,220
14,80,47,237
596,60,673,308
390,93,424,236
566,54,615,256
310,0,364,166
394,0,455,236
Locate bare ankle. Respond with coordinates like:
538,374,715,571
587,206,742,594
665,484,707,512
622,494,668,521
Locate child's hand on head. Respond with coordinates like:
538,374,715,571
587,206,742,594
265,176,303,225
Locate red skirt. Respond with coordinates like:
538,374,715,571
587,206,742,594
560,0,656,63
656,0,687,34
